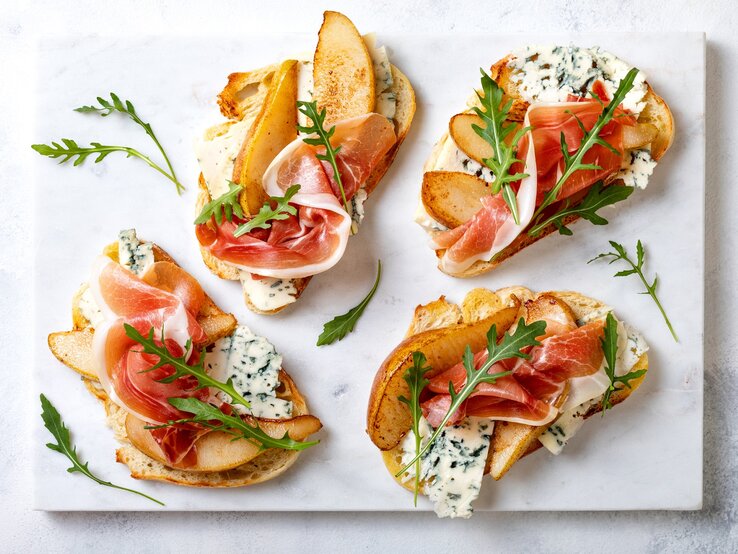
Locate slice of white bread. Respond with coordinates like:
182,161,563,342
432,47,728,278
196,11,416,314
48,239,321,487
424,52,675,278
367,287,648,493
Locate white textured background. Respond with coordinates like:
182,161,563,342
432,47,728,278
1,0,734,551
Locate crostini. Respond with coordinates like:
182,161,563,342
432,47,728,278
48,229,321,487
417,45,673,277
367,287,649,518
194,10,415,314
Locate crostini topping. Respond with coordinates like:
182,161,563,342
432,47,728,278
422,319,605,428
429,70,638,274
398,318,545,476
196,110,395,279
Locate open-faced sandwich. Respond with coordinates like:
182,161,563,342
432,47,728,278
367,286,649,518
417,45,674,277
194,10,415,314
48,229,322,487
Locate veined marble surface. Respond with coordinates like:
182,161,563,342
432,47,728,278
1,0,735,551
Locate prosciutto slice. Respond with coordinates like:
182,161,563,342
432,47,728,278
421,320,605,428
433,81,635,274
89,257,212,465
196,113,396,279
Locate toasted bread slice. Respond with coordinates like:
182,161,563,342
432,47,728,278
49,238,320,487
197,47,416,314
371,287,648,488
425,52,675,278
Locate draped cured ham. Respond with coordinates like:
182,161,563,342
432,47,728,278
89,257,214,465
196,113,396,279
421,319,605,428
433,81,635,274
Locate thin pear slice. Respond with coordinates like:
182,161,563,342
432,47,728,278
232,59,299,215
367,305,519,451
126,413,322,472
422,171,491,229
313,11,374,125
449,113,493,165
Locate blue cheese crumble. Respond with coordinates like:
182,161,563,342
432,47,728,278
508,45,648,116
617,148,657,189
205,325,293,419
401,417,493,519
350,188,368,227
118,229,154,276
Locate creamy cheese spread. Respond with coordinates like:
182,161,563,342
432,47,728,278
205,325,293,420
365,34,397,121
239,271,298,313
195,117,253,199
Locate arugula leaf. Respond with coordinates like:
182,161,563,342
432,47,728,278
317,260,381,346
599,312,647,412
472,70,530,224
74,93,182,193
296,101,351,216
124,324,251,410
397,318,546,476
147,397,319,452
398,352,432,506
528,182,634,237
194,181,245,225
40,394,164,506
530,68,639,224
233,185,300,237
588,239,678,342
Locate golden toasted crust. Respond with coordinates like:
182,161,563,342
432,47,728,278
217,63,280,121
427,53,675,278
374,288,648,488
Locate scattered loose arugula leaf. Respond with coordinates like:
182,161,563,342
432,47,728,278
40,394,164,506
528,182,634,237
233,184,300,237
472,69,531,224
194,181,245,225
296,101,351,217
397,318,546,476
124,324,251,410
599,312,647,412
32,93,183,194
74,93,182,193
588,240,678,342
398,352,432,506
530,67,639,225
317,260,382,346
146,397,319,452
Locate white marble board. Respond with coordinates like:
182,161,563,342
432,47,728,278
32,32,704,511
